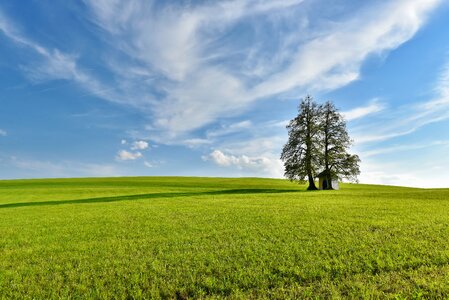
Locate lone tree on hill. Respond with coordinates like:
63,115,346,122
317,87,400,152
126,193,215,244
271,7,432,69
281,96,360,190
319,101,360,189
281,95,321,190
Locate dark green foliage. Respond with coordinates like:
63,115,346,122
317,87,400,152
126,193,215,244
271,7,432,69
281,95,321,190
282,96,360,189
319,101,360,189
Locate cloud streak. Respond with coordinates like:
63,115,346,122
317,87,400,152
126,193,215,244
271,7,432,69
7,156,122,178
2,1,447,186
0,9,156,111
77,0,441,141
1,1,441,141
352,59,449,145
342,100,385,121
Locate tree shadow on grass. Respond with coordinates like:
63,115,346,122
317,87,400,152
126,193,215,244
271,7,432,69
0,188,302,209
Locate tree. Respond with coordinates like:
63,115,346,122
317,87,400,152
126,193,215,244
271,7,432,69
319,101,360,189
281,95,321,190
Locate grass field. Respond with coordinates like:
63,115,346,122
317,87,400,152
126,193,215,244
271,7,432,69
1,176,449,299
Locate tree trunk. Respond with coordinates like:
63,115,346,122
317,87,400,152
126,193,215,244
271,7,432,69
307,173,317,190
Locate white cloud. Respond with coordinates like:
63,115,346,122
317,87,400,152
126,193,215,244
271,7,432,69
8,156,122,178
83,0,305,80
181,138,212,148
425,62,449,108
0,129,6,136
203,149,283,177
2,1,441,141
203,150,238,167
358,157,449,188
265,120,290,128
359,141,449,158
252,0,440,96
131,140,149,150
143,161,153,168
0,15,95,92
206,120,252,138
79,0,441,140
221,135,286,157
353,128,416,144
342,100,385,121
352,59,449,145
0,10,155,110
0,11,49,55
116,150,142,161
121,139,127,145
348,61,449,187
3,1,448,187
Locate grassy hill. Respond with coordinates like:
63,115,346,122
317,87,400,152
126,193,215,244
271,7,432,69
1,177,448,299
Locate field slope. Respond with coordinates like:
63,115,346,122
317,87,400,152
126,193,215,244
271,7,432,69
1,177,449,299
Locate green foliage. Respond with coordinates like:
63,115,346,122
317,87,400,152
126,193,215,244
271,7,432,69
320,101,360,187
281,95,321,190
282,96,360,190
1,177,449,299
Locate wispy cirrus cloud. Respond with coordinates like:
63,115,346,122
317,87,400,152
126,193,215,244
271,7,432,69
1,1,441,142
342,100,385,121
0,0,440,140
7,156,122,178
1,1,446,185
253,1,440,97
0,9,155,110
206,120,253,138
345,59,449,187
352,59,449,145
359,140,449,158
77,0,441,141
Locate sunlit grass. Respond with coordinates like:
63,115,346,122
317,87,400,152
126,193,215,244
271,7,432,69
1,177,448,298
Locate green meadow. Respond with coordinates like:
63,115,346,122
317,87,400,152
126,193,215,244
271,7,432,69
1,177,449,299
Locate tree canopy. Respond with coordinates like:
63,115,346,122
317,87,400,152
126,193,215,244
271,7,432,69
281,95,321,190
281,96,360,190
319,101,360,189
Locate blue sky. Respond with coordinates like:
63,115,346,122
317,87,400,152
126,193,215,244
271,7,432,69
1,0,449,187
